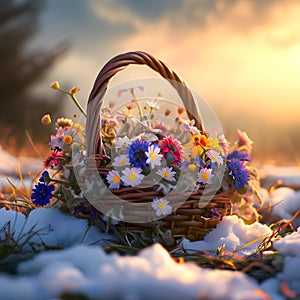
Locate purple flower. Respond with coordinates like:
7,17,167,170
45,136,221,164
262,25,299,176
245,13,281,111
210,208,221,219
31,171,54,206
227,159,250,190
117,86,144,98
227,150,251,162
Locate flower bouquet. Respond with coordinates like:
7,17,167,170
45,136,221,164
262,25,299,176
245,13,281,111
32,51,261,248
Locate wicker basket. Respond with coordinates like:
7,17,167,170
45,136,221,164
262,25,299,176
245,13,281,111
84,51,232,243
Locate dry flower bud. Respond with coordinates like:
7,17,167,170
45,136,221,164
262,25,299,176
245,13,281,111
165,109,171,116
177,106,185,115
41,114,51,125
70,87,80,95
50,81,60,90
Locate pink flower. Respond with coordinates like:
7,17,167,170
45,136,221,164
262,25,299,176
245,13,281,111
152,121,168,132
237,129,253,152
49,127,64,148
43,147,63,169
160,136,183,167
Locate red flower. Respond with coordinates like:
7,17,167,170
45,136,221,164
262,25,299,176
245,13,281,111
160,136,183,166
44,147,63,169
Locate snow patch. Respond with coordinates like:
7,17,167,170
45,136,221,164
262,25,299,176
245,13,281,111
274,226,300,257
182,215,272,254
0,207,110,249
14,244,269,300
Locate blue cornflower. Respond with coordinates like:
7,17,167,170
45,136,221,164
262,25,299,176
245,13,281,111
227,158,250,190
128,139,149,169
227,150,251,162
31,171,55,206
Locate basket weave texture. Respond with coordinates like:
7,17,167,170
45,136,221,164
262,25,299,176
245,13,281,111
85,51,232,242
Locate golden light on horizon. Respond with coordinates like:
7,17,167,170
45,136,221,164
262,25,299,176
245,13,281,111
27,0,300,164
47,0,292,132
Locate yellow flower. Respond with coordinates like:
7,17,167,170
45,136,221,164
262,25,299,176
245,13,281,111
74,123,84,132
41,114,51,126
208,137,221,152
70,87,80,95
183,134,211,159
183,141,201,159
64,135,73,145
50,81,60,90
192,134,210,148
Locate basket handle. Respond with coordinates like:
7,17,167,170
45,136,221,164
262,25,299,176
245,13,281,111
86,51,202,157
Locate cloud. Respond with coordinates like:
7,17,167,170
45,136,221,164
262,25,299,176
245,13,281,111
89,0,300,49
39,0,300,124
90,0,142,28
112,0,300,124
263,1,300,48
90,0,182,27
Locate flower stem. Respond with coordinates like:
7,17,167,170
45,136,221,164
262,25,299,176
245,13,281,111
70,94,87,117
57,88,87,117
130,88,143,120
48,178,72,187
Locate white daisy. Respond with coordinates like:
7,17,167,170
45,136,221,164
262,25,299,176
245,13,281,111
115,136,130,149
121,167,144,187
112,154,130,167
198,168,214,184
106,170,121,189
207,150,223,166
146,99,159,110
145,145,163,168
156,167,176,182
151,197,172,217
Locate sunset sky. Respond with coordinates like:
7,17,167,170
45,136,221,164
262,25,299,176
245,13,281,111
31,0,300,164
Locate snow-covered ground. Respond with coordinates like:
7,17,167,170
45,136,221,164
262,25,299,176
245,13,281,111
259,165,300,189
1,149,300,299
2,206,299,300
0,208,272,300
